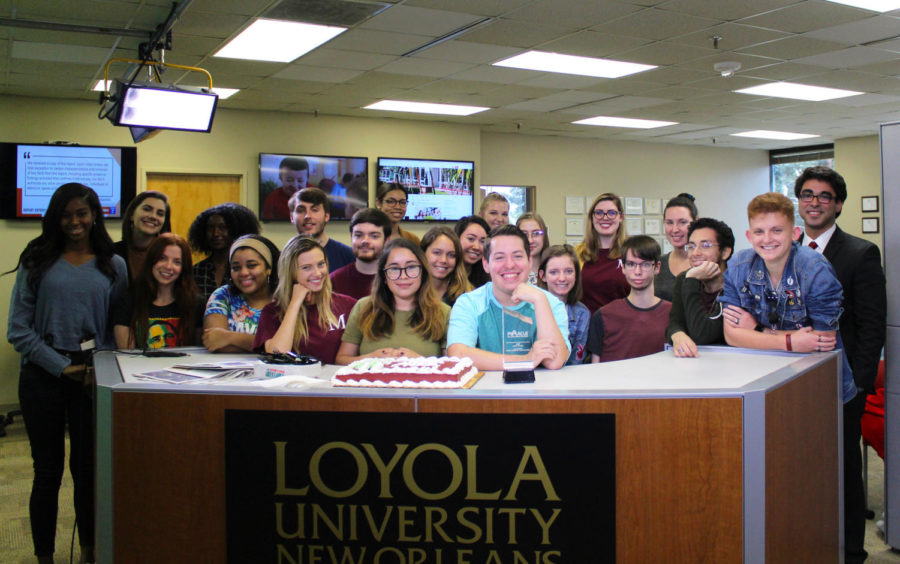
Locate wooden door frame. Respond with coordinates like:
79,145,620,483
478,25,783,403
140,167,249,205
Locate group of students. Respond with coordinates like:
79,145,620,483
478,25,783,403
5,165,882,563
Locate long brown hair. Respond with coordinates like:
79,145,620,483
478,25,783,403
273,236,338,347
130,233,199,347
577,192,627,262
358,238,447,342
538,244,583,305
420,226,472,305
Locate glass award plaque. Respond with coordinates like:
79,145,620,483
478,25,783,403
502,307,535,383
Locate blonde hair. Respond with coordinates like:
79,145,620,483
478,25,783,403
747,192,795,225
273,236,338,347
479,192,509,215
576,192,627,262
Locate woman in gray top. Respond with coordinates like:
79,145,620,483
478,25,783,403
655,193,697,301
7,183,127,564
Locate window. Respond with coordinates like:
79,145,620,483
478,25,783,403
479,185,535,224
770,145,834,198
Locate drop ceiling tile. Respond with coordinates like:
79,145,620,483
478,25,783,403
643,85,719,100
348,71,435,91
854,58,900,76
738,36,847,60
590,8,721,41
174,10,250,39
804,14,900,45
738,0,873,34
828,93,900,106
615,41,716,66
360,5,483,36
561,95,671,115
640,66,712,84
202,58,284,77
504,0,642,28
462,18,577,48
741,61,833,81
296,48,396,71
800,70,898,92
378,57,475,77
673,23,791,51
328,29,433,55
411,40,520,64
451,64,542,84
11,41,112,64
402,0,534,17
656,0,802,21
793,46,899,68
538,30,653,58
274,65,364,83
679,52,783,75
516,74,607,89
504,98,587,111
869,37,900,53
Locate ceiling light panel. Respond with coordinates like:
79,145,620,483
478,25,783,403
494,51,656,78
573,116,678,129
822,0,900,11
735,82,863,101
215,19,346,63
730,130,820,140
364,100,489,116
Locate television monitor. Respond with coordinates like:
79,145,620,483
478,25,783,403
258,153,368,221
480,185,536,224
0,142,137,219
377,157,474,222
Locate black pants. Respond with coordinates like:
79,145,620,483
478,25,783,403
845,391,867,564
18,363,94,557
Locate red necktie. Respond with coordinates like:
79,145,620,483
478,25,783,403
808,241,818,250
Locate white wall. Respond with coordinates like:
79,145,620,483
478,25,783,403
0,95,879,405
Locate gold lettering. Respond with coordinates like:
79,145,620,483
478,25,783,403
455,507,482,544
275,442,309,496
310,442,367,498
485,507,494,544
542,551,561,564
275,502,305,539
348,504,358,541
311,503,343,540
504,446,560,501
276,544,300,564
374,546,404,563
398,505,421,542
402,443,463,500
326,545,368,564
408,548,427,564
362,505,394,542
512,552,533,564
530,508,561,545
465,445,501,500
309,544,323,564
498,508,526,544
424,506,452,542
485,551,502,564
362,443,408,498
457,549,473,563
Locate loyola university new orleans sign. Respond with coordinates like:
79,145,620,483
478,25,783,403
225,411,615,563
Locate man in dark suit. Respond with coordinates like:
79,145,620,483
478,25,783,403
795,166,886,564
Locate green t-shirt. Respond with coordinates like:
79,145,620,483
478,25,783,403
341,297,450,356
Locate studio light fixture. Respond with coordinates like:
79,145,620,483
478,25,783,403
494,51,656,79
364,100,489,116
573,116,678,129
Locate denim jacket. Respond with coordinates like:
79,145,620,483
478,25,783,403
720,242,856,403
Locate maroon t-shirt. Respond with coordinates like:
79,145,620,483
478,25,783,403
586,298,672,362
329,263,375,300
252,293,356,364
581,249,630,314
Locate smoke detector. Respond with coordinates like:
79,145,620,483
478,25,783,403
714,61,741,78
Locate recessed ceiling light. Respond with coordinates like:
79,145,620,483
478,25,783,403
494,51,656,79
730,130,820,140
364,100,489,116
572,116,678,129
212,88,239,99
823,0,900,11
735,82,863,101
215,19,345,63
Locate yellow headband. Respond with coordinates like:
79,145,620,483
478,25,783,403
229,238,272,268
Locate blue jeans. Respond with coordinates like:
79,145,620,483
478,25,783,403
18,363,94,556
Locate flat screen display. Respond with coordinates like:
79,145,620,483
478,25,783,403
0,143,137,219
377,157,474,222
258,153,368,221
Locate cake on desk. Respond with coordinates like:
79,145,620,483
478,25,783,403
333,356,479,388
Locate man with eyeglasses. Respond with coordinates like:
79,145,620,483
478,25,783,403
447,225,570,371
667,218,735,357
330,208,391,300
586,235,672,362
794,166,885,564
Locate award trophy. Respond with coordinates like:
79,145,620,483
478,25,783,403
501,307,536,384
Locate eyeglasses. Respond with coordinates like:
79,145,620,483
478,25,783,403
384,264,422,280
684,241,719,252
798,190,835,204
623,260,655,271
593,209,620,219
524,230,545,239
383,198,407,207
765,290,779,328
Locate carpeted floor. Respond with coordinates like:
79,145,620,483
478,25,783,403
0,412,898,563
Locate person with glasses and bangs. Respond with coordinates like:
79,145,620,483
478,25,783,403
719,193,855,403
336,238,450,364
577,193,630,314
375,182,420,245
516,212,549,285
667,218,735,358
586,235,672,363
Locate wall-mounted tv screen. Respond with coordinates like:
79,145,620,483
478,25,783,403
0,143,137,219
377,157,474,222
258,153,368,221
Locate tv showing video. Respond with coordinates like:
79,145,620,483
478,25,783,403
258,153,368,221
377,157,474,222
0,143,137,219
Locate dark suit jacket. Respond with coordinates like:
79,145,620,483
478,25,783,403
805,226,886,392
